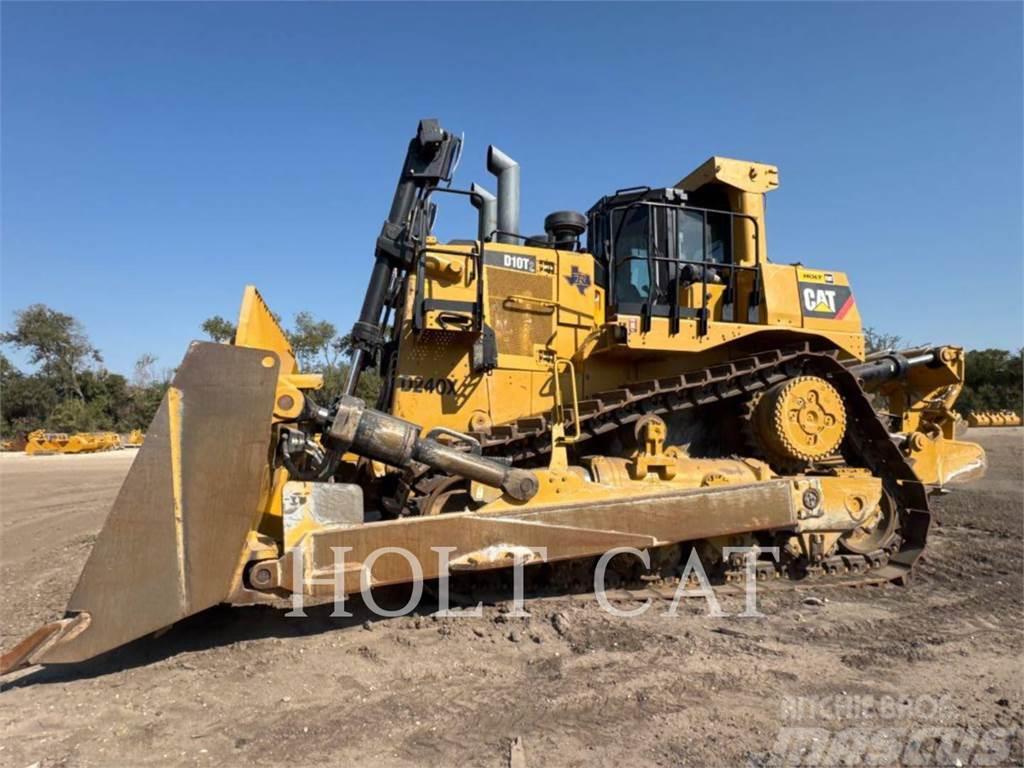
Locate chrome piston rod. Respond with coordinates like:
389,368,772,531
327,396,539,501
851,348,937,387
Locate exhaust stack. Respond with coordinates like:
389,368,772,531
486,145,520,244
470,183,497,242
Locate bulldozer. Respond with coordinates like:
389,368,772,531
1,119,987,673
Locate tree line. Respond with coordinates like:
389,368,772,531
864,328,1023,416
1,305,167,435
199,312,381,404
0,309,1019,437
1,304,379,437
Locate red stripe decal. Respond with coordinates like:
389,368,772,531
835,294,855,320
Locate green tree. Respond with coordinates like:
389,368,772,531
287,312,343,371
1,304,101,400
0,303,387,437
125,353,169,430
0,353,60,434
201,315,236,343
958,349,1023,415
48,398,96,433
285,312,353,402
127,379,168,430
352,366,382,404
78,369,133,430
864,327,904,355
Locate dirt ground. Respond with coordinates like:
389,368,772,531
0,431,1021,768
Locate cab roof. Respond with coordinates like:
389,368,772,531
676,156,779,195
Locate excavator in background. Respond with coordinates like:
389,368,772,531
1,119,986,673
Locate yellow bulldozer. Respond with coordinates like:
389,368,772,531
1,119,987,672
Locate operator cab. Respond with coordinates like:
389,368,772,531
587,185,760,334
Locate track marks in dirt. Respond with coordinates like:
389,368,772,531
0,431,1021,767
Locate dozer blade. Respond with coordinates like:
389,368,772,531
1,342,279,672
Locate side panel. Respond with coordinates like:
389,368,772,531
391,243,604,432
761,262,804,330
588,262,865,379
794,267,863,336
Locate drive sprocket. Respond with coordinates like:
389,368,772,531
749,375,847,470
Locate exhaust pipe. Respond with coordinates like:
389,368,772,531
486,145,520,245
470,183,497,242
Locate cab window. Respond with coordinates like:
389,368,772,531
613,207,651,304
677,210,704,263
677,209,731,265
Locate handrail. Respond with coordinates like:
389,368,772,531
552,357,581,445
506,294,556,312
605,200,763,335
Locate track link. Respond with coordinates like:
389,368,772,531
471,343,931,586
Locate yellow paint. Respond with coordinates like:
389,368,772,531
904,433,987,487
876,345,965,438
24,430,69,455
235,286,297,374
167,386,188,611
385,230,868,434
232,152,977,536
676,156,780,196
676,156,779,266
256,467,290,542
24,430,123,455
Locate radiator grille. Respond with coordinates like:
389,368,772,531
485,268,554,357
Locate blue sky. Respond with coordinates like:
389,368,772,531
2,2,1022,375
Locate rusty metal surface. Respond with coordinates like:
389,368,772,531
0,615,89,673
38,342,278,664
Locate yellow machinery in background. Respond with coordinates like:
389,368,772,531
24,430,122,456
124,429,145,447
967,410,1023,427
62,432,122,454
1,436,27,452
24,430,70,455
1,119,987,673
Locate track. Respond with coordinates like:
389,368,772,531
471,343,931,585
